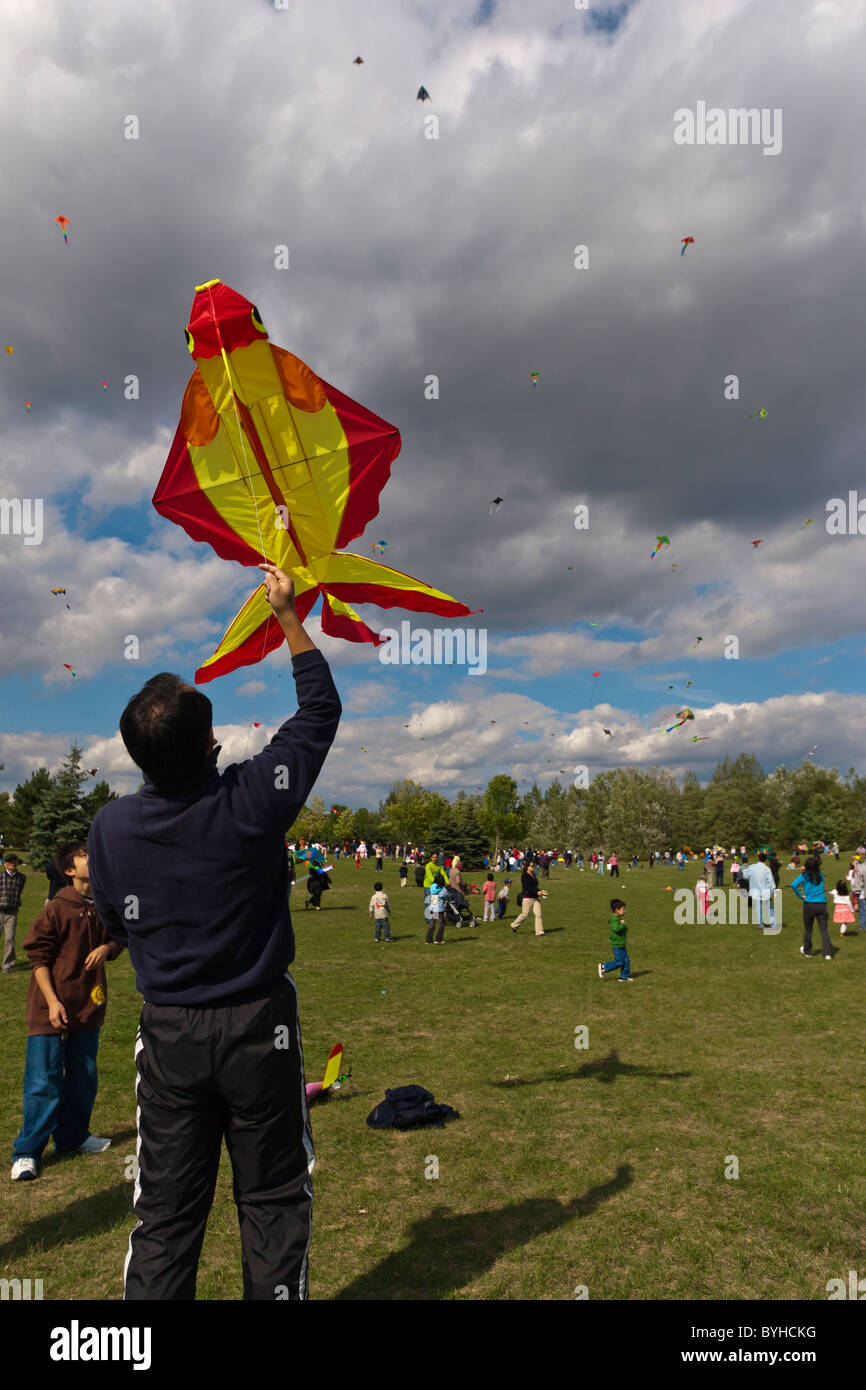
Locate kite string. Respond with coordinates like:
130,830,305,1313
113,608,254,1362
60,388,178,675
206,286,274,667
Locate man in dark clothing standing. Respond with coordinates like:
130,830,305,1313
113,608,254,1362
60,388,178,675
88,564,341,1302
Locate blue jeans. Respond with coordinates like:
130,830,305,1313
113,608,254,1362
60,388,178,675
13,1030,100,1160
602,947,631,979
860,897,866,930
754,896,775,927
374,916,393,941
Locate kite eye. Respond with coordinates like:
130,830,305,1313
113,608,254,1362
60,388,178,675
185,329,195,355
251,306,267,335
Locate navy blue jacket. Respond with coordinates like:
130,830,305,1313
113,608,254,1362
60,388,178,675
88,649,341,1004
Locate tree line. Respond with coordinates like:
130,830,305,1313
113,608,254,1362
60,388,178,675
2,750,863,872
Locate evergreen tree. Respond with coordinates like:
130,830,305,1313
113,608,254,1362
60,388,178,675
451,801,491,868
7,766,52,847
81,781,118,822
424,809,461,859
28,746,91,869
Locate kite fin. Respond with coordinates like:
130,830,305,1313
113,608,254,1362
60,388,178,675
305,1043,343,1102
194,577,320,684
319,550,479,621
321,1043,343,1090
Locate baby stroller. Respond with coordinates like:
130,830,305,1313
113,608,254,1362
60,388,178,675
441,883,481,930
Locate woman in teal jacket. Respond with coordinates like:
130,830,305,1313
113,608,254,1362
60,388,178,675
791,857,832,959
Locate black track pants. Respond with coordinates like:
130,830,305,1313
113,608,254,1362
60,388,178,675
124,973,313,1301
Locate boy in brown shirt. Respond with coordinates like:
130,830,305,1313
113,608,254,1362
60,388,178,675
10,842,122,1182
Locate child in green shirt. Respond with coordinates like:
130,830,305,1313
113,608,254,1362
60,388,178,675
598,898,632,982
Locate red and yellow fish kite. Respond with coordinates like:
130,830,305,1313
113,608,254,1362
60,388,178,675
153,280,476,683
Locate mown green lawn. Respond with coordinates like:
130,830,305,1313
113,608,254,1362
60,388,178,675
1,853,863,1300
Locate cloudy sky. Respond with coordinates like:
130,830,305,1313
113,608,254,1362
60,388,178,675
1,0,864,805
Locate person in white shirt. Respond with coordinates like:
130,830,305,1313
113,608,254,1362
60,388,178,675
743,853,776,929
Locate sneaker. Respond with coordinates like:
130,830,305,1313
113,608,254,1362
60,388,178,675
76,1135,111,1155
10,1157,37,1182
618,977,634,983
598,963,605,978
824,954,832,961
799,947,811,956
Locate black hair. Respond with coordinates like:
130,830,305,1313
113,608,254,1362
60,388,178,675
58,841,88,875
758,852,766,861
119,673,213,787
374,881,383,890
836,880,849,897
486,872,494,880
803,856,822,885
610,898,626,912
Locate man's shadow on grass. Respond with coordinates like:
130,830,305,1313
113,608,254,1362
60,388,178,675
0,1182,134,1264
334,1163,633,1300
488,1048,690,1089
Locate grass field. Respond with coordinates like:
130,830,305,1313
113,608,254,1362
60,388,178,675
1,854,863,1301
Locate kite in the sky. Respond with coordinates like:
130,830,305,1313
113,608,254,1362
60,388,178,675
370,539,388,555
529,372,539,389
253,721,263,728
587,621,598,629
666,708,695,732
51,588,66,596
806,745,818,758
416,86,431,101
685,680,693,689
153,281,475,683
87,768,98,775
602,728,612,737
24,401,31,411
691,736,709,742
746,409,768,419
101,380,108,389
692,636,703,647
489,496,503,514
666,684,675,693
360,746,367,752
651,536,670,558
671,563,679,572
800,518,813,530
680,237,694,255
63,664,76,678
751,539,762,547
353,56,364,64
590,671,600,704
55,215,70,244
4,346,12,355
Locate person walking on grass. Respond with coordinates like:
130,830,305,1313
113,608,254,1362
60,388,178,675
791,857,832,961
598,898,632,982
830,880,856,937
88,564,341,1302
609,852,619,879
510,859,545,937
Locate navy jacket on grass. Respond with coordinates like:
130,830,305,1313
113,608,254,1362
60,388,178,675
88,649,341,1005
